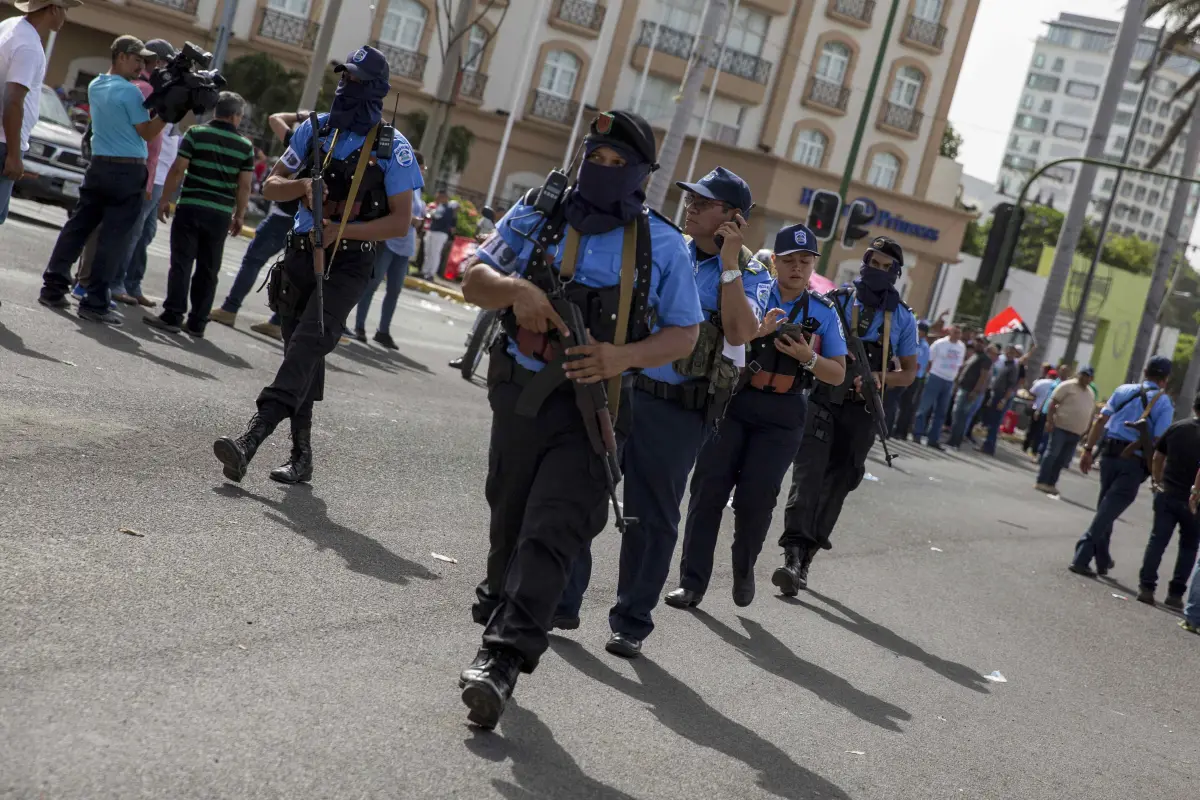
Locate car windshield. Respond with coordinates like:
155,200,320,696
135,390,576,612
38,86,74,129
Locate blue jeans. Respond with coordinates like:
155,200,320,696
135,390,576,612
1072,452,1147,571
1036,428,1080,487
355,248,408,333
1138,493,1200,596
114,184,163,298
1185,556,1200,626
220,212,292,316
947,389,983,448
912,374,954,445
981,395,1013,455
0,142,14,224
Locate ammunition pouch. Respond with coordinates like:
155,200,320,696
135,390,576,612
265,261,284,313
672,320,742,392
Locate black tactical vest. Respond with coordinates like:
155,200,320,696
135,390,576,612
745,294,818,395
279,128,390,224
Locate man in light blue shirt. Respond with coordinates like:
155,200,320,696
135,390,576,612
1069,356,1175,577
39,35,166,323
352,151,426,348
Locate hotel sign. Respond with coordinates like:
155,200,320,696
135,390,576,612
800,188,942,243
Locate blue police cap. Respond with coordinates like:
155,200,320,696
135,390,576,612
335,46,390,83
1146,356,1172,377
773,223,819,256
675,166,753,217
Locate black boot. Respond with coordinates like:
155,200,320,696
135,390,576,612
270,423,313,484
213,412,278,483
461,647,523,729
458,646,491,688
797,546,817,590
771,546,806,597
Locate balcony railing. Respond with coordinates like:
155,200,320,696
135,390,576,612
828,0,875,24
637,21,772,85
806,76,851,112
904,14,947,50
257,8,320,50
528,90,578,125
459,71,488,102
554,0,606,32
143,0,199,13
880,101,923,134
374,41,428,82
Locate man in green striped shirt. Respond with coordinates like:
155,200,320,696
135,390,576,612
144,91,254,336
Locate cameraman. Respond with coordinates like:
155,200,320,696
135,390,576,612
38,35,167,324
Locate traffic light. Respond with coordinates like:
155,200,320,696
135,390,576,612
975,202,1025,292
806,190,841,241
842,199,873,249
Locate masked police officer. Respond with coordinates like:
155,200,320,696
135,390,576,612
212,47,423,484
1069,356,1175,577
773,237,919,594
457,110,702,729
664,223,847,609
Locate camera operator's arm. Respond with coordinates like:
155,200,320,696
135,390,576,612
135,116,167,142
2,83,28,180
157,155,187,222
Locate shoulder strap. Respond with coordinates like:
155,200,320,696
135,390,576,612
325,122,380,272
561,228,582,281
1140,387,1164,422
880,311,892,404
786,293,808,324
608,219,638,418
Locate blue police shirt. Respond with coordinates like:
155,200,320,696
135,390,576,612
475,203,704,373
916,338,931,378
278,114,424,234
764,281,847,360
830,290,920,358
1100,381,1174,443
641,243,772,385
88,74,150,159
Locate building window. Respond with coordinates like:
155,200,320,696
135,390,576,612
1020,93,1034,110
1120,89,1140,105
1142,210,1154,226
1029,140,1041,154
792,128,827,167
816,41,851,84
1145,97,1159,113
1005,154,1036,171
1033,53,1046,69
1134,186,1146,201
1153,122,1165,137
1053,121,1086,141
722,7,770,57
1015,114,1048,133
1027,74,1060,92
1134,40,1155,60
1113,135,1127,150
868,152,900,189
1101,178,1113,191
1120,182,1132,197
1047,25,1073,46
1079,31,1114,51
1133,139,1146,155
661,0,704,35
269,0,311,16
1064,80,1099,99
1148,190,1160,205
539,49,580,98
1154,76,1178,95
1114,110,1133,126
1153,173,1165,185
1008,134,1021,150
463,25,487,72
890,66,924,109
1040,98,1054,113
380,0,426,50
913,0,943,21
1052,57,1065,72
1158,103,1171,118
1139,117,1152,133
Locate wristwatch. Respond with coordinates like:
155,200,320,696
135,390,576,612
720,269,742,285
800,352,818,372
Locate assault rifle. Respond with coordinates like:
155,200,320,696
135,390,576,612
832,302,895,468
307,111,326,336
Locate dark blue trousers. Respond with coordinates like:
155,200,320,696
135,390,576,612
1139,492,1200,596
1072,452,1148,571
677,389,807,594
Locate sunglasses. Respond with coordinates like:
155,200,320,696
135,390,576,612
685,194,731,213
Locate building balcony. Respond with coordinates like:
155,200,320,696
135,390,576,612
636,21,772,86
374,41,428,83
878,101,923,137
257,8,320,50
139,0,199,14
459,71,488,102
902,14,947,52
803,76,851,114
551,0,606,36
826,0,875,28
528,90,578,126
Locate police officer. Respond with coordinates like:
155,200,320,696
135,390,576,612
212,46,423,484
457,110,702,728
1069,356,1174,577
559,167,770,658
664,223,847,609
773,237,919,594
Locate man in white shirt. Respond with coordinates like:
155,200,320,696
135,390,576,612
911,324,966,450
1024,368,1059,457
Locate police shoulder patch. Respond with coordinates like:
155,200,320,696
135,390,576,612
744,254,766,275
396,144,414,167
280,147,303,171
755,281,771,305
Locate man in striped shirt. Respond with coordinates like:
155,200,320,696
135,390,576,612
144,91,254,336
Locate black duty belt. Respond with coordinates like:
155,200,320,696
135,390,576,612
91,155,146,165
286,232,377,253
488,346,572,396
632,374,710,411
1102,437,1139,458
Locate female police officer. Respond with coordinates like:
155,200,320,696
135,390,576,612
773,237,919,594
664,223,846,609
211,47,424,484
456,110,702,729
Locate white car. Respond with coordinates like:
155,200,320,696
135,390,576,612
15,85,86,209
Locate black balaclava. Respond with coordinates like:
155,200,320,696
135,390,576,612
854,250,902,312
563,139,652,236
328,75,389,135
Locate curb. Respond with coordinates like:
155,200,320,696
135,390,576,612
404,276,465,303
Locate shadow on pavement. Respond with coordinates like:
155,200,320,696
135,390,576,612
786,591,990,694
0,321,60,363
550,638,852,800
464,703,639,800
335,340,432,375
213,483,439,587
691,610,911,733
59,308,216,381
122,315,254,370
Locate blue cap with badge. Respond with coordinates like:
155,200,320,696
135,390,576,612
1146,356,1172,378
334,46,391,83
675,166,754,217
773,223,820,256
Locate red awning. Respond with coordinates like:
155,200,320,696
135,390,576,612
984,306,1031,337
808,272,837,294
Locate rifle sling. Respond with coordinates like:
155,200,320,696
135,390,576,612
322,122,379,274
609,219,638,419
851,303,892,404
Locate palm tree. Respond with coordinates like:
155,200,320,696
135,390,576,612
1144,1,1200,167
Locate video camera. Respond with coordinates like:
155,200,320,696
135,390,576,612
144,42,226,124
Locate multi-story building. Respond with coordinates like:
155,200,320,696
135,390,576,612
5,0,981,314
997,12,1200,247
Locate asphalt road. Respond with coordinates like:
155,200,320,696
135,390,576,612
1,203,1197,799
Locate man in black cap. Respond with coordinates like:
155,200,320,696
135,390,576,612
211,46,424,485
772,237,920,594
457,109,702,728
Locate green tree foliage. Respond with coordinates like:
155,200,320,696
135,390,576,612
1169,332,1194,395
961,217,985,257
398,110,474,175
940,121,964,160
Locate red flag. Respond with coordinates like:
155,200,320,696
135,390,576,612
984,306,1030,337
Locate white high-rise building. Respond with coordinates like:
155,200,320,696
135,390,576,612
996,12,1200,247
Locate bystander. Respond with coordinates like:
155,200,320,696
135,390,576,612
948,340,994,448
1035,365,1095,494
420,189,455,280
889,319,931,437
1024,368,1059,457
981,345,1022,455
911,323,965,450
